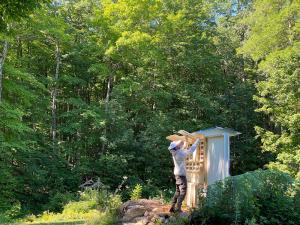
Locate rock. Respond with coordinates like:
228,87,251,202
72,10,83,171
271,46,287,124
133,216,149,224
118,199,189,224
123,223,143,225
122,205,147,222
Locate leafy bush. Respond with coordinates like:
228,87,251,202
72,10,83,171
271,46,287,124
94,190,106,208
0,214,12,224
80,189,99,202
46,192,78,212
142,182,161,199
107,194,122,213
0,201,21,223
130,184,143,200
21,188,122,224
153,214,189,225
87,190,121,225
63,200,97,214
191,169,300,225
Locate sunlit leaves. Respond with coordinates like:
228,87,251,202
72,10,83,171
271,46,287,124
240,0,300,179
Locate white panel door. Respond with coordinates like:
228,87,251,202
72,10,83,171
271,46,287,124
207,136,225,185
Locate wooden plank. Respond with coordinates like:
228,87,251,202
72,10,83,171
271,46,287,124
167,130,205,145
177,130,194,137
166,134,186,142
178,130,205,139
166,135,195,144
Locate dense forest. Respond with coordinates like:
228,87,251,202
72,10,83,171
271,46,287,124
0,0,299,224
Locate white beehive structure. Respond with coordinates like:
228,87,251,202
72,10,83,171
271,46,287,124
167,127,240,208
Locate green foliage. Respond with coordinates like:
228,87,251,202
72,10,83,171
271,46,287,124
0,202,21,224
155,215,189,225
245,218,259,225
191,169,300,225
86,211,119,225
46,192,78,213
21,189,122,225
130,184,143,200
0,0,49,30
82,189,122,214
63,200,97,214
0,0,298,222
0,214,12,224
239,0,300,180
107,194,122,213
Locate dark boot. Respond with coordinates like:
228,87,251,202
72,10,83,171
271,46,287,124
176,202,183,213
169,204,176,213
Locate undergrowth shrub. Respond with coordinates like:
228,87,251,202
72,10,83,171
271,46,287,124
154,215,189,225
22,188,122,225
130,184,143,200
85,189,122,225
46,192,78,212
0,201,21,223
191,169,300,225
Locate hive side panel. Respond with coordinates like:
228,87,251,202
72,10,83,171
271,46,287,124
207,136,225,185
185,139,206,208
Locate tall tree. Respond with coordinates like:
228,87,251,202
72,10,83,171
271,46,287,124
0,40,8,101
239,0,300,180
0,0,48,101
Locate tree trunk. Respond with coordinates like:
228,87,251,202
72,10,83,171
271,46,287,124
0,41,9,102
105,75,112,112
51,42,61,149
101,75,113,152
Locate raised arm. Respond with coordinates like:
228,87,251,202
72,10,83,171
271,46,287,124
179,139,201,157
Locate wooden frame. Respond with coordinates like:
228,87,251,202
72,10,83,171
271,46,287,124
166,130,205,145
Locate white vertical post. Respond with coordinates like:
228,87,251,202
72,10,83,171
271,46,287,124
223,133,230,177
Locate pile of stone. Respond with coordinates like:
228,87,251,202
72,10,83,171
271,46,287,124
118,199,189,225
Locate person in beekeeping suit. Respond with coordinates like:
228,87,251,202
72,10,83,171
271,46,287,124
168,138,200,213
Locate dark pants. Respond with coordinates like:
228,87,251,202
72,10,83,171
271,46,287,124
172,175,187,210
